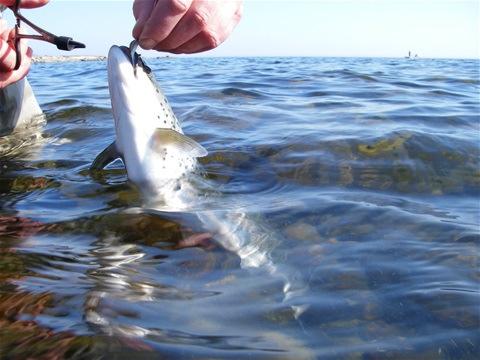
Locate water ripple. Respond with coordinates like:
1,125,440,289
0,56,478,359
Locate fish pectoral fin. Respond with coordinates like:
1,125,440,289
153,128,208,157
90,141,121,170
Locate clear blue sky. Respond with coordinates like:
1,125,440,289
2,0,479,59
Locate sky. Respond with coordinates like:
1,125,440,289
1,0,478,59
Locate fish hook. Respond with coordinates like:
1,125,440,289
129,39,151,77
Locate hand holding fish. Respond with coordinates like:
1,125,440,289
0,0,49,88
132,0,243,53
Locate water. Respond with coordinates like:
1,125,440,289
0,57,479,359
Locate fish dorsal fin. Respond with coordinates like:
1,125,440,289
91,141,121,170
152,129,207,158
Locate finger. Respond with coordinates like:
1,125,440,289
169,32,214,54
0,0,49,9
0,19,9,41
132,0,156,39
0,19,6,33
154,0,216,51
0,38,17,72
138,0,193,50
170,18,237,54
0,46,31,88
0,26,30,72
167,0,242,54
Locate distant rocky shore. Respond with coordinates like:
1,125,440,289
32,55,107,63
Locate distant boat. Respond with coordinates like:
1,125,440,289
405,51,418,60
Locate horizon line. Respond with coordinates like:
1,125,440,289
32,54,480,61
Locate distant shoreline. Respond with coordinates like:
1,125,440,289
31,55,479,63
32,55,107,63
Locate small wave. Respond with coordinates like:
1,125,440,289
46,105,111,121
222,81,273,89
260,130,479,195
43,99,81,108
321,69,380,82
70,67,107,77
390,81,431,89
346,90,390,99
420,76,480,85
311,101,363,109
381,111,478,128
428,89,466,98
305,90,330,97
195,72,216,79
219,88,266,99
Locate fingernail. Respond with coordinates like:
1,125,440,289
140,38,156,50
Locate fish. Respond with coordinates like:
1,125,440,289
92,42,308,319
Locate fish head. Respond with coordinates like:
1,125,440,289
107,45,162,140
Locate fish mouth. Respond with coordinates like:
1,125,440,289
110,45,134,67
111,44,151,75
119,46,132,64
107,44,155,125
107,45,139,85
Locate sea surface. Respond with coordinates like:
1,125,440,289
0,56,479,359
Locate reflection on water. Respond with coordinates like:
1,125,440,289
0,57,479,359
